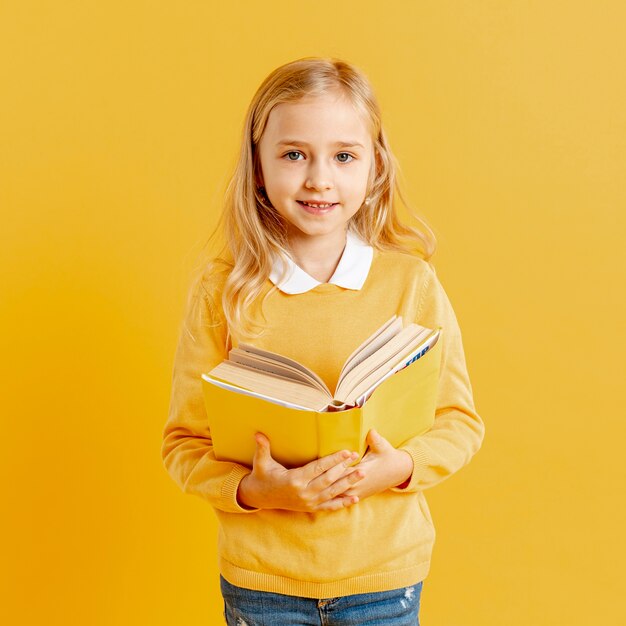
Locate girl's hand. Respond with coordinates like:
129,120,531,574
339,429,414,501
237,433,365,512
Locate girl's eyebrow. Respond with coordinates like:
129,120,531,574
276,139,365,149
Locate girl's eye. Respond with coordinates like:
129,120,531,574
283,151,355,163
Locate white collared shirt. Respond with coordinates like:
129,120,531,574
268,230,374,294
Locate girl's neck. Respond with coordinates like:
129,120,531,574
287,230,348,283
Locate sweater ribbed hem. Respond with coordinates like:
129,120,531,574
219,558,430,599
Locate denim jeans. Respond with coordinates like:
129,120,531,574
220,575,423,625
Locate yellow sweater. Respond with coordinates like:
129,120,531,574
161,248,485,598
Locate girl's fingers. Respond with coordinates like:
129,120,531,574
306,452,359,492
316,494,359,512
302,449,358,481
319,469,364,503
252,432,279,470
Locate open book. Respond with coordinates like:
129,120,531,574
201,315,443,467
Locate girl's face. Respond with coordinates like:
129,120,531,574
257,92,374,248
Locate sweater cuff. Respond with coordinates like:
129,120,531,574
390,445,430,493
220,465,261,513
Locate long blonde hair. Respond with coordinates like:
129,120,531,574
187,56,437,344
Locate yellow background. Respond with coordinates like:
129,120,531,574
1,1,625,624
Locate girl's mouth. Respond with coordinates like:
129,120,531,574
297,200,338,214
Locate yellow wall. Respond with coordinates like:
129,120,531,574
2,1,624,624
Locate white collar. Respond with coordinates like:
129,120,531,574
269,230,374,294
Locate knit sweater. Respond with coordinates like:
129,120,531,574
161,247,485,598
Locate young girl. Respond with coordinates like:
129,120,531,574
162,56,485,625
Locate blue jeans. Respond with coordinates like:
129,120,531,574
220,575,423,625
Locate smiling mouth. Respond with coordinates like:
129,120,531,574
297,200,338,209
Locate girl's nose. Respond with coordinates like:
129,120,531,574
305,161,333,191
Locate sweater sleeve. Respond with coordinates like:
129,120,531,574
161,280,260,513
390,262,485,493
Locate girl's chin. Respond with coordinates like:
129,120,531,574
286,221,348,239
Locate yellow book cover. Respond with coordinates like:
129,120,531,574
200,321,443,468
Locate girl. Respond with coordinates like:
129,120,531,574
162,56,485,625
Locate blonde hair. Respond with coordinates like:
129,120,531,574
187,56,437,344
